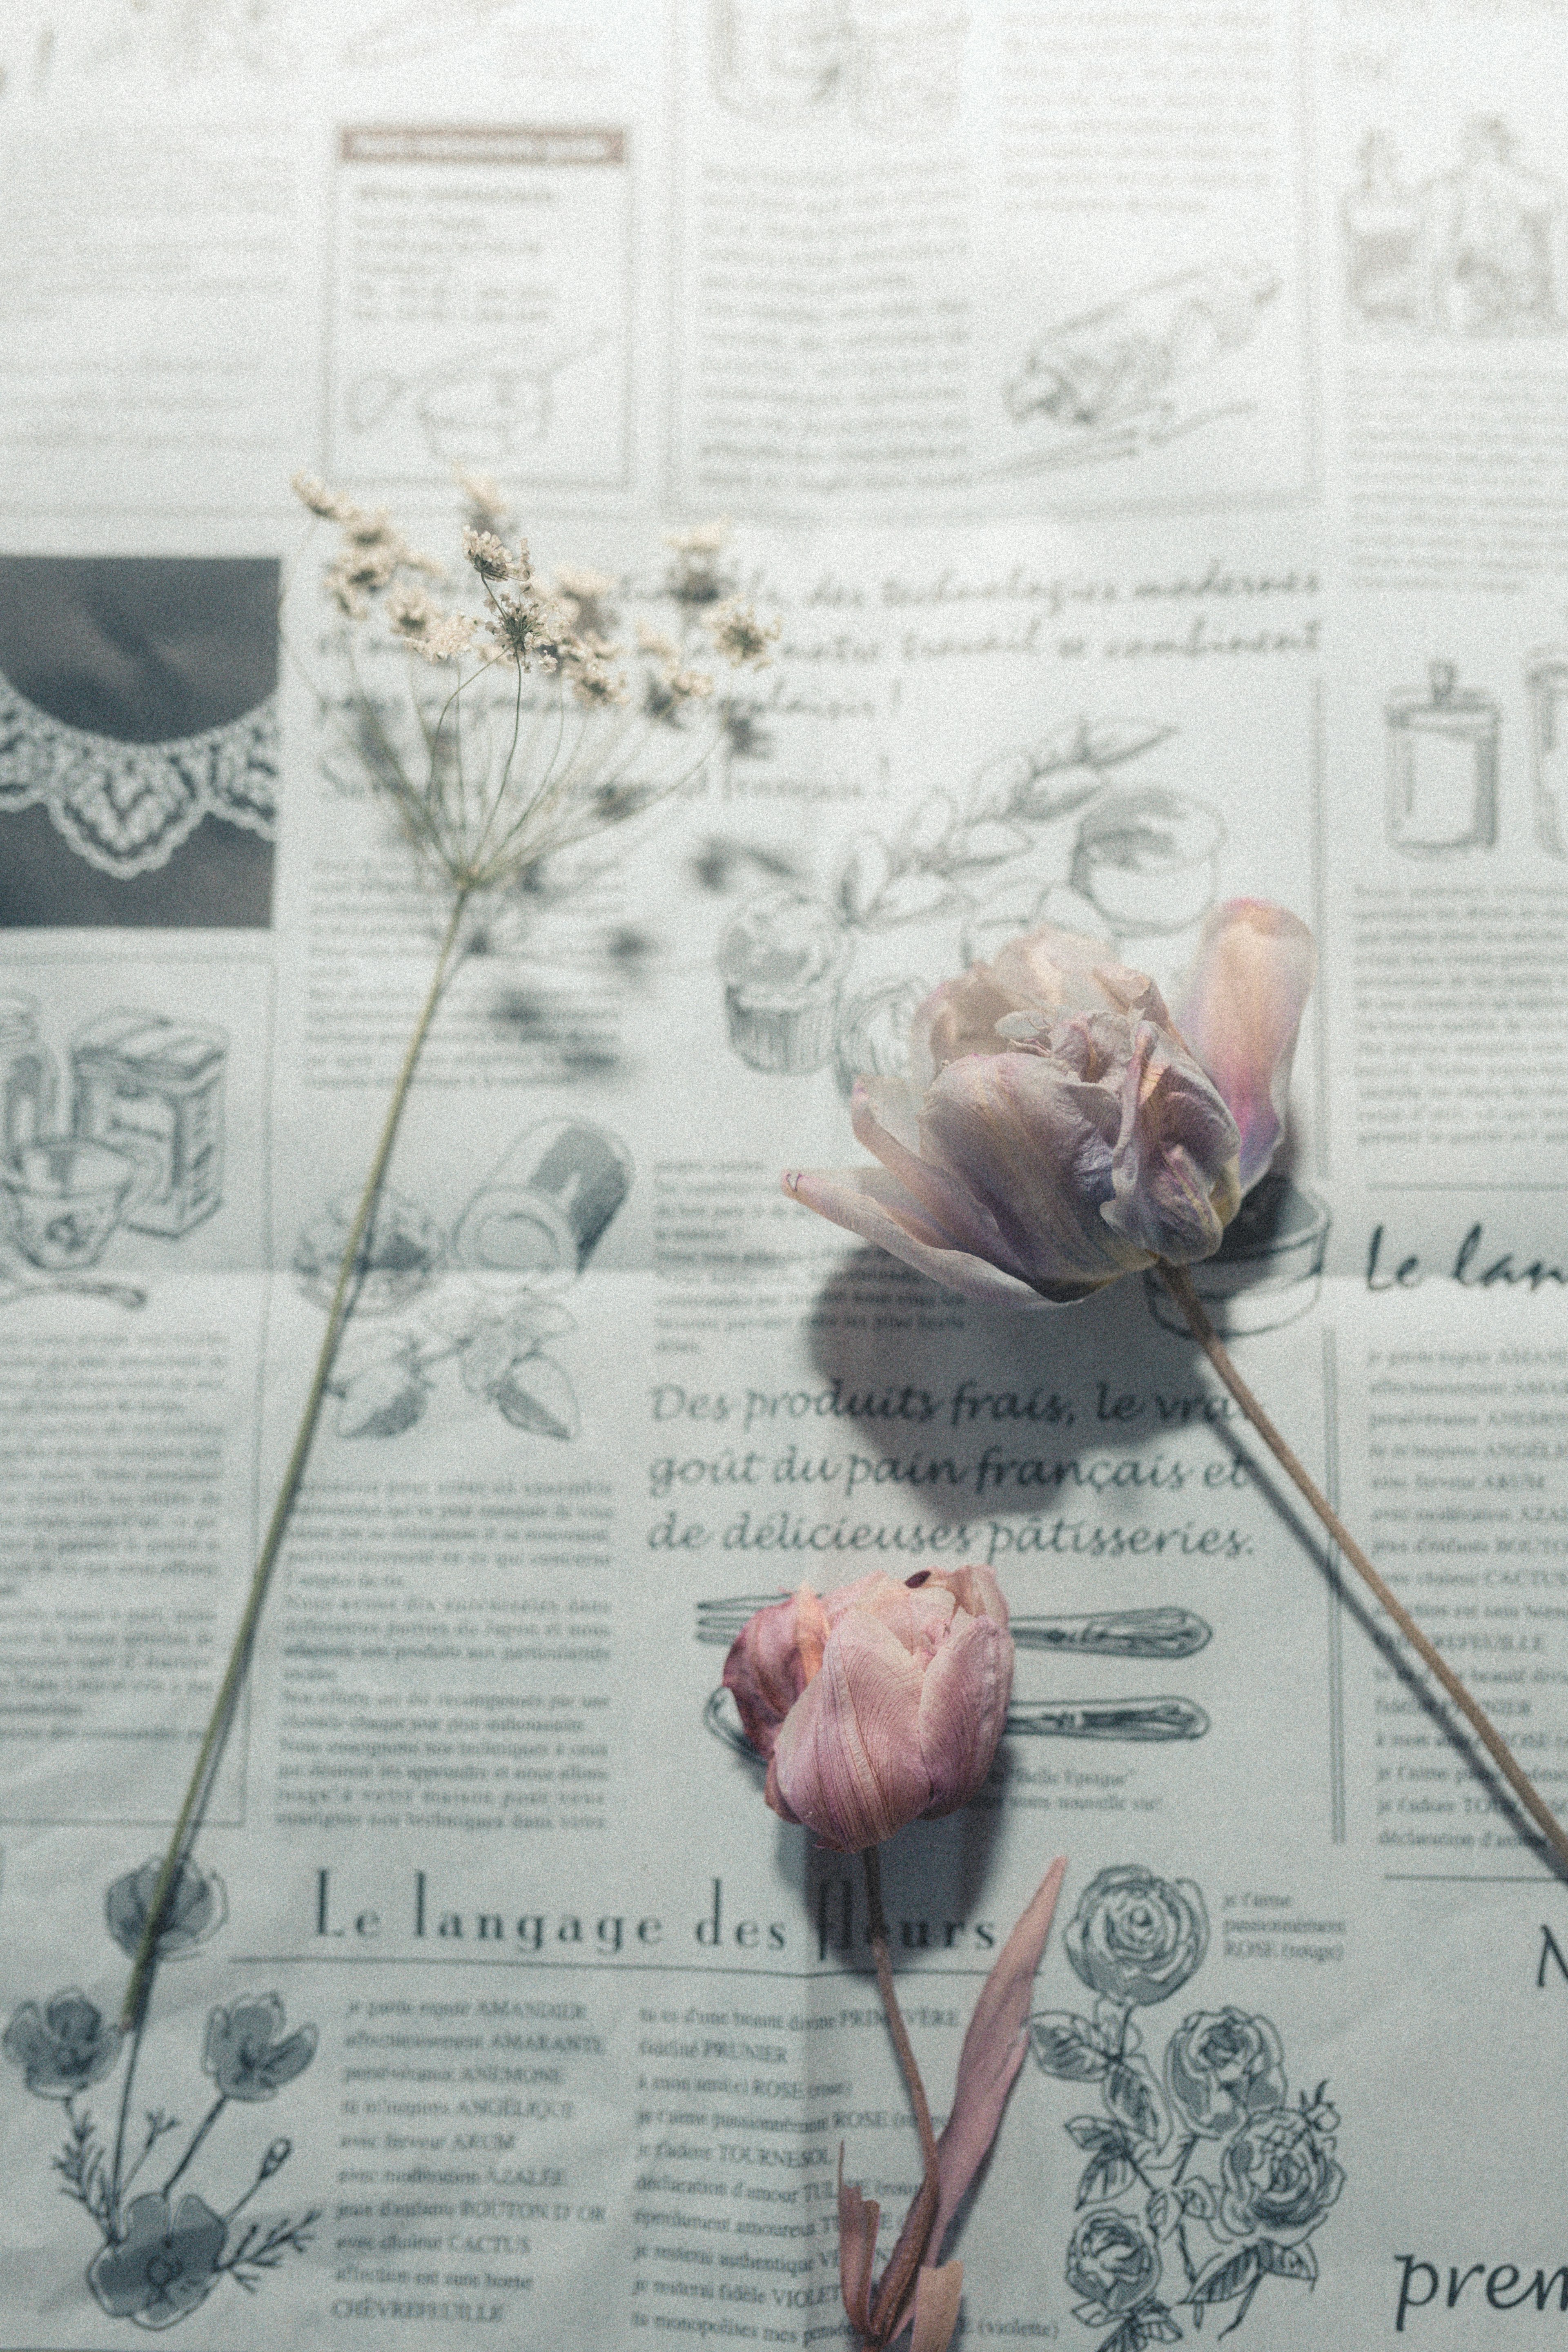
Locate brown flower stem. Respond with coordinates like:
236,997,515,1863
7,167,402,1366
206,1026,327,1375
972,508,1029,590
1157,1259,1568,1878
861,1845,941,2345
119,888,473,2034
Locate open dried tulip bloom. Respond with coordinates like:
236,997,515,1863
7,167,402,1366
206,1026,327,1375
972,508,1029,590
784,905,1568,1882
784,902,1312,1305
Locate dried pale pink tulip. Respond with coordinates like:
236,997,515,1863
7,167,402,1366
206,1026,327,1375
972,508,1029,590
723,1568,1013,1853
783,905,1314,1307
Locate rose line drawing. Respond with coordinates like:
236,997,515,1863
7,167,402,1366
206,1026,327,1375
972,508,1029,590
4,1860,318,2329
1032,1865,1343,2349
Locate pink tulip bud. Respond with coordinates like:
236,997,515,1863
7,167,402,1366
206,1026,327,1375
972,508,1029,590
722,1568,1014,1852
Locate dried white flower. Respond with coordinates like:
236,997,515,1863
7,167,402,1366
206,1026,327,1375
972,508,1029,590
463,528,519,584
566,650,630,709
555,566,619,639
483,586,585,672
324,559,370,618
301,477,775,895
708,597,780,669
556,565,617,602
292,470,358,523
421,614,479,665
387,587,438,643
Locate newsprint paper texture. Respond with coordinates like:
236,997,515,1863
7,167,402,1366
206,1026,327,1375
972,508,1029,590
1,3,1567,2349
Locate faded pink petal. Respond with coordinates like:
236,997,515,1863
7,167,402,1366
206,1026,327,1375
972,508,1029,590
1173,900,1316,1190
920,1564,1009,1628
770,1611,932,1850
782,1165,1060,1309
723,1585,829,1760
930,1858,1068,2258
1102,1026,1241,1262
919,1052,1143,1294
909,2261,965,2352
915,1617,1012,1815
852,1079,1042,1286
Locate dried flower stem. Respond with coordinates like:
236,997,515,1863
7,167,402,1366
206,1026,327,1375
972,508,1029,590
119,889,474,2031
1157,1260,1568,1877
860,1846,941,2345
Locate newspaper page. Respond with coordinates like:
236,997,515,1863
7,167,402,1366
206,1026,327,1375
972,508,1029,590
0,2,1566,2350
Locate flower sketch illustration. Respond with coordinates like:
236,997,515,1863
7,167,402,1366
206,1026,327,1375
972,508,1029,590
1032,1865,1342,2349
4,1860,318,2328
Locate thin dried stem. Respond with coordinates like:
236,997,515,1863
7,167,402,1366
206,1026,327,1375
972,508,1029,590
119,890,473,2031
860,1846,941,2346
1157,1260,1568,1879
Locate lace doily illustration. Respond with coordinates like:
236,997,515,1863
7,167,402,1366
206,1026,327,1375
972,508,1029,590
0,673,277,881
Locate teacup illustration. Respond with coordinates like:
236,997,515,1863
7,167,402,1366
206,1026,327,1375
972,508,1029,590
2,1139,136,1272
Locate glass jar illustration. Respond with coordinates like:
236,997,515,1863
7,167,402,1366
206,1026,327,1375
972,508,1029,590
1527,649,1568,858
1343,133,1428,327
1385,661,1498,854
0,996,56,1167
70,1013,228,1236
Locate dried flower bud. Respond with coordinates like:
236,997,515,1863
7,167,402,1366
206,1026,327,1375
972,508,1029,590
566,653,630,709
420,613,478,665
387,588,438,645
724,1568,1013,1852
664,518,731,557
